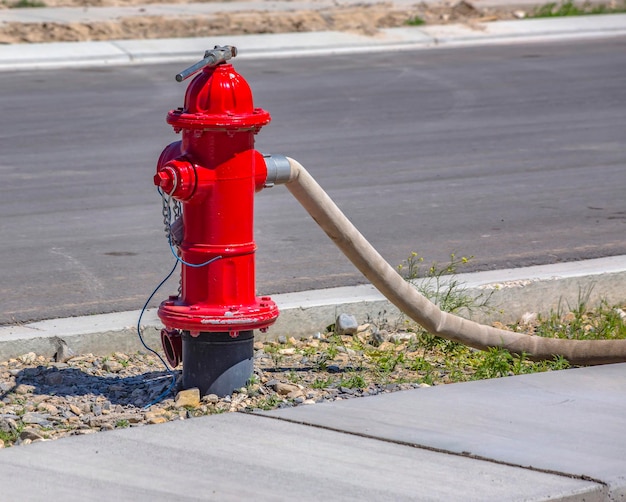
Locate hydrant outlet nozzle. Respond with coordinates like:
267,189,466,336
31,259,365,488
263,154,294,187
154,159,197,200
153,170,173,191
175,45,238,82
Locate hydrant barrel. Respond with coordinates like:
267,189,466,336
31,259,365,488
154,51,279,395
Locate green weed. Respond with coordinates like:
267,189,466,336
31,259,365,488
398,252,494,316
5,0,46,7
311,376,336,389
256,395,283,411
339,374,367,389
531,0,626,17
406,15,426,26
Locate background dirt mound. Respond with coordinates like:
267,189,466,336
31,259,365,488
0,1,521,44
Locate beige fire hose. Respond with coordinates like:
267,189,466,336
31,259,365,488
280,156,626,366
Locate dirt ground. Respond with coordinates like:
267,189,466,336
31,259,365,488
0,0,529,44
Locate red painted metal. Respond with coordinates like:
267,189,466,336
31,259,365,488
154,61,279,342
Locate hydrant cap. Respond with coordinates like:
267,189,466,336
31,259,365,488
167,63,270,131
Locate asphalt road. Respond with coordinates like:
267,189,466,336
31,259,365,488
1,37,625,324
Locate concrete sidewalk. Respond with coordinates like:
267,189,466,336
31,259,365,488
1,11,625,71
0,363,624,500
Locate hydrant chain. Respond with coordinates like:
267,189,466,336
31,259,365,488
159,188,181,245
160,188,222,268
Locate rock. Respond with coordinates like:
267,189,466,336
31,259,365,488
277,335,287,344
520,312,538,325
102,360,123,373
14,384,36,395
272,382,300,396
390,332,415,343
20,429,44,441
31,395,48,405
144,409,169,424
230,393,247,410
45,372,64,386
202,394,219,404
356,323,371,333
22,412,50,426
335,313,359,335
287,389,304,400
253,341,264,351
37,403,58,415
371,330,390,346
377,341,396,352
73,429,97,436
54,339,75,363
69,405,82,416
278,348,295,355
513,9,526,18
18,352,37,365
0,418,18,434
174,388,200,408
147,416,168,425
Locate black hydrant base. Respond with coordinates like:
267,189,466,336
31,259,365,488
181,330,254,397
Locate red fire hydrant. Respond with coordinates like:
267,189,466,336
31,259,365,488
153,46,280,396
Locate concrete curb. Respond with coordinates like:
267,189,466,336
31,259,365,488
1,255,624,361
0,14,625,71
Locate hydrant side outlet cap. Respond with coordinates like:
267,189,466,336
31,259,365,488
167,63,270,131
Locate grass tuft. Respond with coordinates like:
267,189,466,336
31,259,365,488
405,16,426,26
5,0,46,7
531,0,626,17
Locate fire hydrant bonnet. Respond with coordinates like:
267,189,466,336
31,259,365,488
167,63,271,132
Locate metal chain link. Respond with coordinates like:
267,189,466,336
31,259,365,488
160,191,181,244
160,191,183,296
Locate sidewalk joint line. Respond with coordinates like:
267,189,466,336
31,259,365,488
252,411,609,487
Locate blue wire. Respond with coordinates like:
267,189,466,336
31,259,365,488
138,188,222,409
169,243,222,268
137,260,179,409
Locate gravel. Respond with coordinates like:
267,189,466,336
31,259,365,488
0,324,427,448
